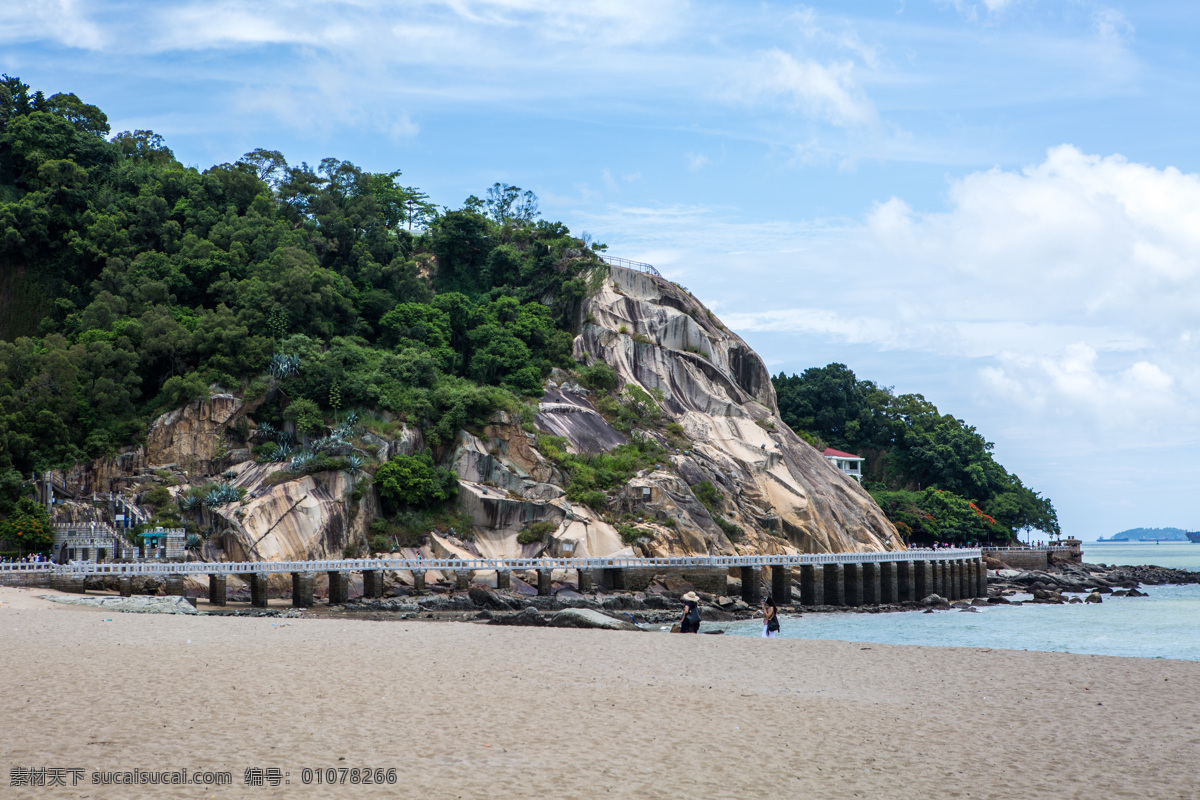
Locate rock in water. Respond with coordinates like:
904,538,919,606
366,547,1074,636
1085,591,1103,604
548,608,643,631
921,594,949,607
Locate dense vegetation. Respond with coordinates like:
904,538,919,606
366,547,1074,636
0,76,606,541
774,363,1059,545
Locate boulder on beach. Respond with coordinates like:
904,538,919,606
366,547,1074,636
486,607,548,627
921,594,949,607
549,608,643,631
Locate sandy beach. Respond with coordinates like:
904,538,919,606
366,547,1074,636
2,585,1198,800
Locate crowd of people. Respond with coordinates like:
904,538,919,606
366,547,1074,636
0,553,50,564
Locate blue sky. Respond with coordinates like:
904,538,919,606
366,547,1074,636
5,0,1200,540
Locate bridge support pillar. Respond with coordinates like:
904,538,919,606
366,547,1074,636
208,574,226,606
942,561,953,599
250,572,269,608
897,561,915,603
915,561,933,600
411,570,426,594
880,561,898,604
327,571,348,605
608,568,628,591
770,565,792,604
799,564,823,606
292,572,314,608
119,577,133,598
964,559,976,598
930,561,943,598
948,561,960,601
165,575,187,598
577,568,594,594
537,569,552,596
362,569,383,599
455,570,472,591
740,566,763,605
844,563,864,607
823,564,844,606
495,569,511,590
978,559,988,597
862,562,881,605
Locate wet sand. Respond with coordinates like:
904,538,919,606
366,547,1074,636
2,585,1198,799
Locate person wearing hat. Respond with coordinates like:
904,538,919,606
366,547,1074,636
679,591,702,633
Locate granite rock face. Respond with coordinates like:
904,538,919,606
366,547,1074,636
43,264,900,569
557,265,900,556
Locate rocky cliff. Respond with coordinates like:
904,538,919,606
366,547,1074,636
45,263,900,565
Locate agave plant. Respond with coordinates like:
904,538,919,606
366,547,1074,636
254,421,277,441
185,533,203,551
222,470,237,480
345,455,365,474
268,353,300,379
179,494,202,513
290,452,316,471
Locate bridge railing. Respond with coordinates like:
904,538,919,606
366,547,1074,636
0,549,983,578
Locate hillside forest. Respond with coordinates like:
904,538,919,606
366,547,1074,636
775,364,1060,545
0,76,1055,553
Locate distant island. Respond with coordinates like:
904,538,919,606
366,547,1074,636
1098,527,1190,542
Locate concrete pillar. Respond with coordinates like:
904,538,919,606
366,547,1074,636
164,575,186,598
880,561,898,604
897,560,915,603
455,570,472,591
931,561,944,597
577,568,594,594
862,562,881,605
770,564,792,604
362,569,383,599
740,566,763,605
799,564,823,606
495,569,511,590
250,572,269,608
412,570,426,594
962,561,974,599
823,564,844,606
327,571,348,605
978,559,988,597
943,561,953,598
119,577,133,598
291,572,314,608
537,569,552,596
949,561,961,601
844,563,864,607
914,561,933,600
608,568,627,591
208,574,227,606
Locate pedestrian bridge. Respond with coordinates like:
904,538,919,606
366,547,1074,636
0,548,987,610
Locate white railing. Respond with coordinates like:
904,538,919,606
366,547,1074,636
0,549,983,578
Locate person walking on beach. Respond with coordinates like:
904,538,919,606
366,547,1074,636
761,596,780,638
680,591,701,633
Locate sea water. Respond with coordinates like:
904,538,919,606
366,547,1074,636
721,542,1200,661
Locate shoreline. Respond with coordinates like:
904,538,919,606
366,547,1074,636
2,589,1199,799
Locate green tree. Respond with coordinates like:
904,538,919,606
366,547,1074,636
374,452,459,512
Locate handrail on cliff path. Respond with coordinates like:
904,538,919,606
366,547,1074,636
601,255,662,278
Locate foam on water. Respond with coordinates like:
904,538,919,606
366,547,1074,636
721,542,1200,660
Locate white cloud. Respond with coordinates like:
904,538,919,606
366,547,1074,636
0,0,106,49
592,147,1200,438
733,49,876,127
685,152,709,171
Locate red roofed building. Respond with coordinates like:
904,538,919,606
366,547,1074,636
822,448,864,484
